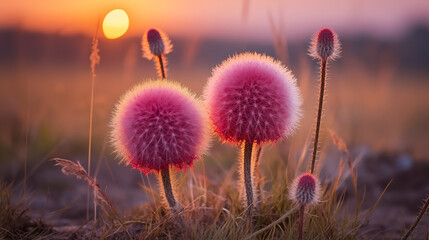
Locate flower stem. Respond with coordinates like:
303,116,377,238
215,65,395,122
243,141,254,216
310,58,327,174
160,167,177,210
298,204,305,240
157,55,166,79
402,194,429,240
254,146,263,204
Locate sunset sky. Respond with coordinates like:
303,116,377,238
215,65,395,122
1,0,429,41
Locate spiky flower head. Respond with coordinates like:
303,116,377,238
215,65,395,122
309,28,341,60
204,52,302,145
111,80,209,174
289,173,321,206
142,28,172,60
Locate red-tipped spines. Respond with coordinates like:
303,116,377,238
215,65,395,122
204,52,302,145
111,80,209,174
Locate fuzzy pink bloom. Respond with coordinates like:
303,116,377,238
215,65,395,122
141,28,172,60
309,28,341,60
204,52,302,144
111,81,209,173
289,173,321,205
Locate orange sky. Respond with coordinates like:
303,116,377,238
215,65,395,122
1,0,429,41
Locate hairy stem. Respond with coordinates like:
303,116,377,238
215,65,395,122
254,146,263,204
161,167,177,210
311,58,327,174
402,195,429,240
298,204,305,240
157,55,166,79
243,141,254,216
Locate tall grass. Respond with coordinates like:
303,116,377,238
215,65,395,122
87,29,100,221
117,140,390,239
0,183,55,239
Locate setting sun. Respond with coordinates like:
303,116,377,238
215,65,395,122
102,9,129,39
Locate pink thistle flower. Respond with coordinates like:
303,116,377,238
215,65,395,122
309,28,341,60
111,80,209,174
141,28,172,60
289,173,321,206
204,52,302,216
204,52,302,145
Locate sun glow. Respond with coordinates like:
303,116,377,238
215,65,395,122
102,9,129,39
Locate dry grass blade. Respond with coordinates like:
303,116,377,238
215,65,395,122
328,129,348,153
52,158,110,207
356,179,392,231
402,194,429,240
52,158,90,182
329,129,359,215
51,158,133,240
246,206,298,239
266,11,288,64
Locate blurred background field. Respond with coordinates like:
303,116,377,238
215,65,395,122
1,0,429,238
1,25,429,164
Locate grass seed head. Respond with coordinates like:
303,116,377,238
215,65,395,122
111,80,209,173
204,52,302,145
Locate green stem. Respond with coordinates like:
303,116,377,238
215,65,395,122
243,141,254,216
161,167,177,210
157,55,166,79
298,204,305,240
254,146,263,204
311,58,327,174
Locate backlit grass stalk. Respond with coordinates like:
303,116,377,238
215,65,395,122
87,33,100,221
309,28,341,174
329,130,359,216
402,194,429,240
23,89,30,204
141,28,172,79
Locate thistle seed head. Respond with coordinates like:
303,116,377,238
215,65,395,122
204,52,302,145
111,80,209,173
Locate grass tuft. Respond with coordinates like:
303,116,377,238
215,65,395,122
0,183,55,239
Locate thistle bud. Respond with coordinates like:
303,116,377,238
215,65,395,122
310,28,341,60
289,173,321,206
142,28,172,60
